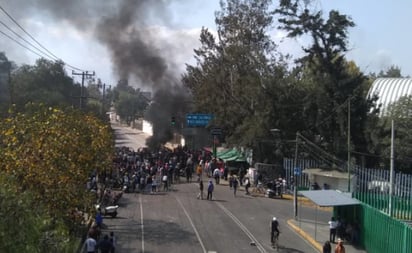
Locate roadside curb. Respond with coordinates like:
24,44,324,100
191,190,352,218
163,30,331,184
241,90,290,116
287,219,322,253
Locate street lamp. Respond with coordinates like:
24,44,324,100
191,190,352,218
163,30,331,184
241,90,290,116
293,132,299,220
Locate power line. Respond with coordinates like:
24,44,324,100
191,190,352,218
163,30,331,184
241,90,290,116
0,29,45,59
0,4,87,72
0,20,57,61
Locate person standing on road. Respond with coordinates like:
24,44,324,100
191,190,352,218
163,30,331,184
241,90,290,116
323,241,332,253
197,180,204,200
151,175,157,194
244,177,251,195
213,167,220,184
95,209,103,229
232,176,239,197
97,234,114,253
109,231,116,253
84,234,97,253
162,174,168,191
196,162,203,182
270,217,280,245
328,217,338,243
334,238,345,253
207,180,214,200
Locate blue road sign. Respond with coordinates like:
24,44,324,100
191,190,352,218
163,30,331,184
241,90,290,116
294,167,301,176
186,113,213,127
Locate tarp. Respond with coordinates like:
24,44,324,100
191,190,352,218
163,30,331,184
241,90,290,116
299,190,361,207
216,148,231,157
224,154,246,162
219,149,239,159
217,148,247,162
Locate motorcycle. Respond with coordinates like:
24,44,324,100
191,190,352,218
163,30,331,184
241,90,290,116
96,204,119,218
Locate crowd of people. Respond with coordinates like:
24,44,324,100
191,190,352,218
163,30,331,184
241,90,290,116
86,145,357,252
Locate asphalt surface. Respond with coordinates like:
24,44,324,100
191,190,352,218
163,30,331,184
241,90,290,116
100,180,332,253
104,122,334,253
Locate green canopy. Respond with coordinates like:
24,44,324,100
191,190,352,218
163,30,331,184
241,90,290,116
217,148,247,162
224,155,246,162
216,148,231,157
219,149,239,160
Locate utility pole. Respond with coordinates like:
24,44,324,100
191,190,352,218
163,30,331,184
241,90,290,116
72,70,95,109
389,120,395,216
347,97,351,192
98,83,111,115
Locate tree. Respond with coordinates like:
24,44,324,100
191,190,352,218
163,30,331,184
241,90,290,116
378,65,403,78
183,0,286,147
275,0,377,162
0,52,14,115
0,103,113,236
376,95,412,172
10,58,79,111
0,173,47,252
112,80,149,125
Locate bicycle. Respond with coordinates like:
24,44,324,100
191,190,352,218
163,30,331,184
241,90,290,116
271,232,279,251
252,182,266,194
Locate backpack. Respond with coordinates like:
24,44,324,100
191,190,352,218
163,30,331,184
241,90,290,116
208,182,214,192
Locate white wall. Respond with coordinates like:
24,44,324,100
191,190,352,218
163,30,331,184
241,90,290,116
142,120,153,136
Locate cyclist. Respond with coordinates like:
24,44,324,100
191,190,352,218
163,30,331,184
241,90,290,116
270,217,280,246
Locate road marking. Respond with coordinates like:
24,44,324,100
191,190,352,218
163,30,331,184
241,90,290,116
175,196,208,253
139,194,145,253
216,202,267,253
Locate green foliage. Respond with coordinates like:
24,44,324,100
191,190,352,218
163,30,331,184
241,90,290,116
113,79,149,125
0,173,44,252
378,65,403,78
0,52,13,116
10,59,78,111
183,0,287,148
0,103,113,250
377,96,412,171
275,0,377,161
183,0,386,167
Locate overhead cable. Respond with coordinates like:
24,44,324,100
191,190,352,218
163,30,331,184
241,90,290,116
0,29,45,59
0,4,87,72
0,20,57,60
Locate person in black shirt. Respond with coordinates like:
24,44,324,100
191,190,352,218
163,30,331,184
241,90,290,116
97,234,114,253
270,217,280,244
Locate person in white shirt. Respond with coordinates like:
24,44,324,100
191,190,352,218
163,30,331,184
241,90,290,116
84,235,97,253
328,217,338,243
213,168,220,184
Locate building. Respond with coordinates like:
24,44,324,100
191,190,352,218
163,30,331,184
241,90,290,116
367,78,412,116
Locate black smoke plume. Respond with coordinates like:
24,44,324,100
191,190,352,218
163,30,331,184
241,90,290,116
8,0,192,148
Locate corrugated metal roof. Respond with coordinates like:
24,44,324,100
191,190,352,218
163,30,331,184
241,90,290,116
367,78,412,116
299,190,361,207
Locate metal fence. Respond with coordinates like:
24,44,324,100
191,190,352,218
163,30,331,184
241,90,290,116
360,203,412,253
353,166,412,220
282,158,412,219
280,158,412,253
283,158,319,190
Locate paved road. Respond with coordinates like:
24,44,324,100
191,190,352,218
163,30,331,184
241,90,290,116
101,181,331,253
105,123,331,253
112,123,149,150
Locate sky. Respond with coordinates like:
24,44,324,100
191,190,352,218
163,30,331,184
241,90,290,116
0,0,411,87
